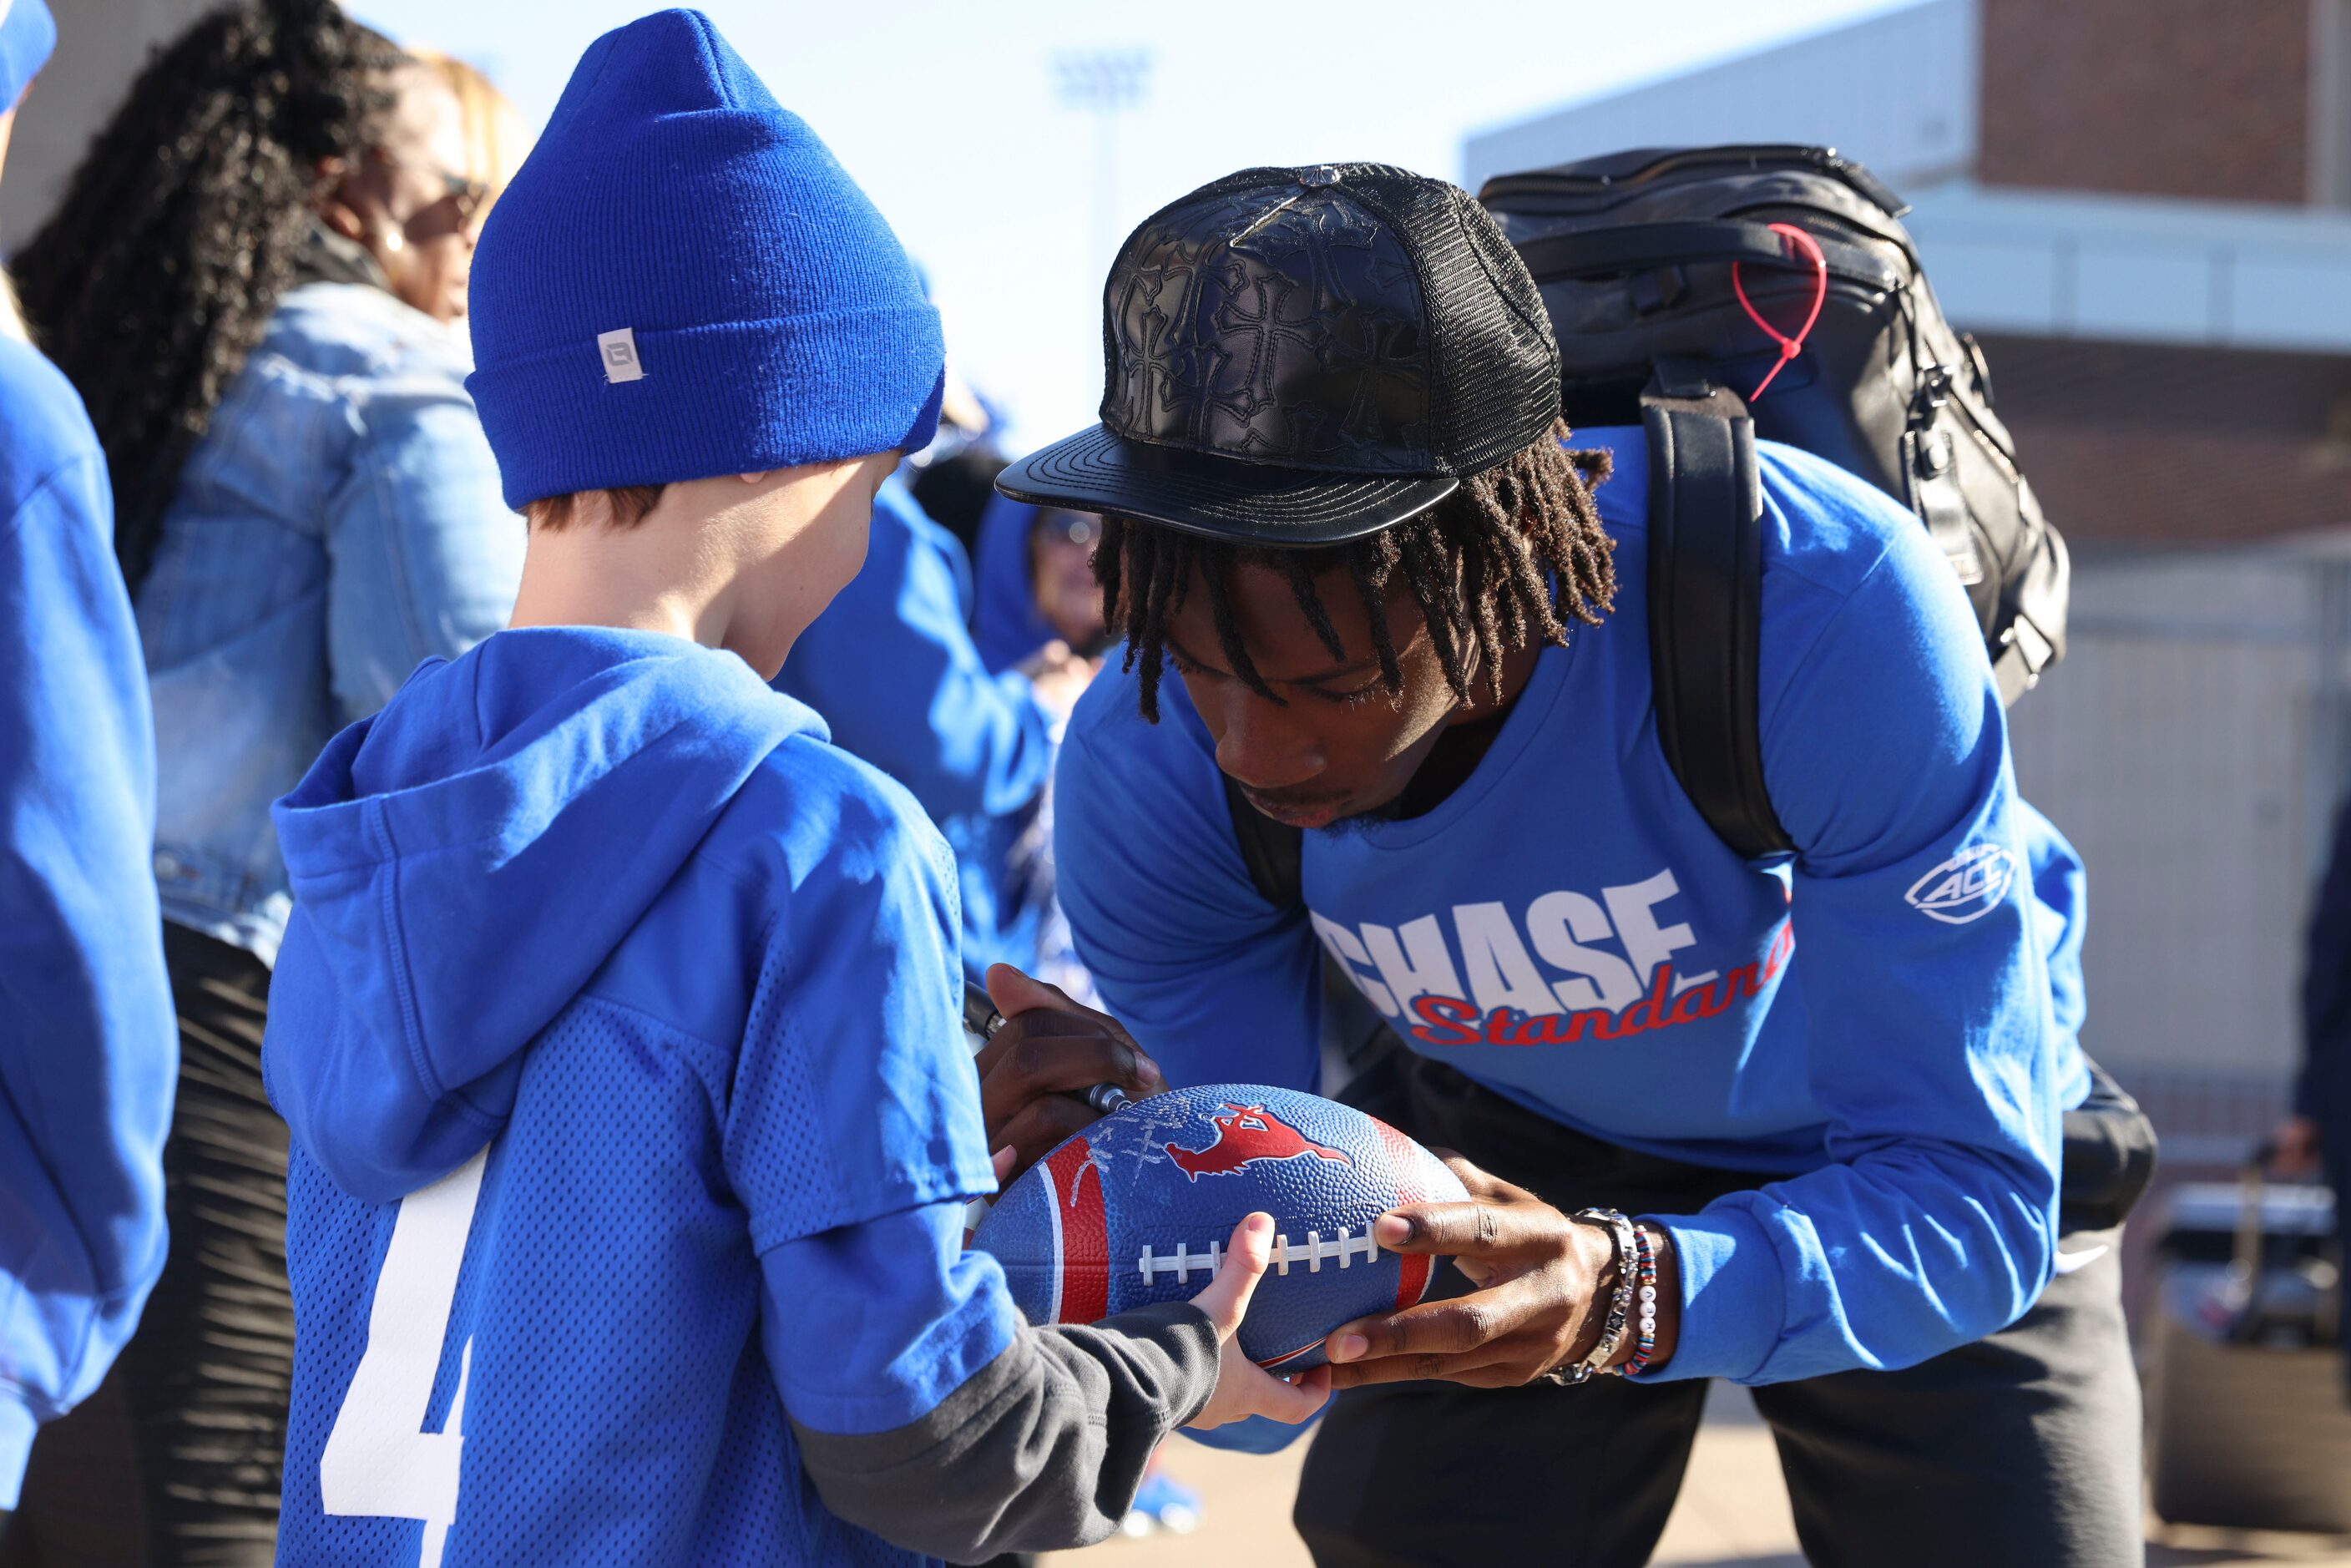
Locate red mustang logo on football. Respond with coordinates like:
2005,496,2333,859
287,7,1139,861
1164,1104,1355,1182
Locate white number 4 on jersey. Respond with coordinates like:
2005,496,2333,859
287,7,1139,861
320,1148,489,1568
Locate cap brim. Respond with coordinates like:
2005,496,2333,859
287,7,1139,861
994,425,1457,548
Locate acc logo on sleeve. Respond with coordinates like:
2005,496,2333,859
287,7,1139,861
1904,843,2018,924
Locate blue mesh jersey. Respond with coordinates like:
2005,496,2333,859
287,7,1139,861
263,627,1009,1565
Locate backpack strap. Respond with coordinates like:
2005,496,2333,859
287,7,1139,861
1642,361,1797,861
1222,770,1304,909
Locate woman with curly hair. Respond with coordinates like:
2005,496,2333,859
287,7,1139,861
4,4,522,1560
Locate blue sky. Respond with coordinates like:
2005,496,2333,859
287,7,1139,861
356,0,1911,451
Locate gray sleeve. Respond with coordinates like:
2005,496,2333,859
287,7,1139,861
791,1299,1220,1563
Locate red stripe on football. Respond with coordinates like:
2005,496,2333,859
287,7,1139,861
1047,1136,1108,1324
1370,1115,1433,1310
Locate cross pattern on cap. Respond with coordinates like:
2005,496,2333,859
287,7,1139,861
1108,182,1433,473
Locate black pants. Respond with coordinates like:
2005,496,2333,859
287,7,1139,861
1295,1059,2145,1568
3,926,290,1568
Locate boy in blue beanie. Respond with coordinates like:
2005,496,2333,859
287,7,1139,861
261,12,1322,1565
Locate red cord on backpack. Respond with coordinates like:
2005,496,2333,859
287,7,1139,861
1732,223,1828,401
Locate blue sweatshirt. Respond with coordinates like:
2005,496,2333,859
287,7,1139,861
776,480,1057,978
0,336,177,1503
1058,427,2088,1388
265,628,1216,1565
971,493,1056,674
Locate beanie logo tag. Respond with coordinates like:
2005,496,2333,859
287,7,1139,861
598,328,645,384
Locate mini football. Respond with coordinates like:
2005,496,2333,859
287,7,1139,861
971,1083,1468,1371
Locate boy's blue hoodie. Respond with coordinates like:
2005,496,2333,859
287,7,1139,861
971,492,1056,674
265,628,1217,1565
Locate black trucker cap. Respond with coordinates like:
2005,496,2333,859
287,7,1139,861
994,163,1562,546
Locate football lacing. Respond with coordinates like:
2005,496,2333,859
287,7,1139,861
1135,1227,1379,1283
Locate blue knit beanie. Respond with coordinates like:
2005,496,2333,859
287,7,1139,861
467,8,944,509
0,0,56,112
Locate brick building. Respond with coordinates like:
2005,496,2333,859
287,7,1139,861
1464,0,2351,547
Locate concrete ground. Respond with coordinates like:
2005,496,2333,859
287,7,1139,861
1043,1383,2351,1568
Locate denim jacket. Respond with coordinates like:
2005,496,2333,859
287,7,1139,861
136,281,523,963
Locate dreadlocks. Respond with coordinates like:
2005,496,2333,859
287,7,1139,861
13,0,397,591
1100,421,1617,721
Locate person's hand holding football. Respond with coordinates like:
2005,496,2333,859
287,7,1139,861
1322,1151,1681,1388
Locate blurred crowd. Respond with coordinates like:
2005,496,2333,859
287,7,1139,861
0,1,1114,1560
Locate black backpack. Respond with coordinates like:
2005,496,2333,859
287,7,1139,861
1477,143,2068,858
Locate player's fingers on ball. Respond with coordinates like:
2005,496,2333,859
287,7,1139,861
1324,1350,1465,1390
1332,1330,1536,1388
1373,1198,1547,1257
1327,1351,1518,1390
1326,1292,1515,1370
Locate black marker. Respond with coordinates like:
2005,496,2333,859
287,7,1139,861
963,980,1133,1115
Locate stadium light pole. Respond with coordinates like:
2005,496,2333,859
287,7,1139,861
1052,48,1153,280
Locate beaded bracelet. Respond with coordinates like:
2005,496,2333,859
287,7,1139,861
1610,1224,1661,1378
1544,1208,1637,1385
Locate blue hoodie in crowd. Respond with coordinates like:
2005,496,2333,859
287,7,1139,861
971,492,1056,674
1059,427,2088,1396
775,478,1057,979
0,331,177,1502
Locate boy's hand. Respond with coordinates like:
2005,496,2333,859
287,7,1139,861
1185,1212,1332,1430
977,964,1165,1181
